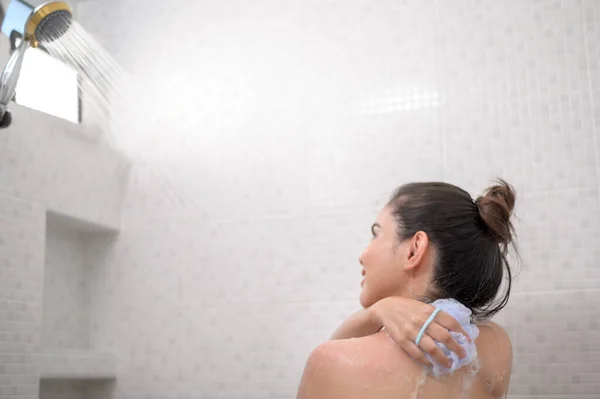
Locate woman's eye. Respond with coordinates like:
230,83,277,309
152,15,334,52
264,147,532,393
370,224,378,239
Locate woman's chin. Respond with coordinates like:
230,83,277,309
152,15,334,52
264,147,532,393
359,289,374,309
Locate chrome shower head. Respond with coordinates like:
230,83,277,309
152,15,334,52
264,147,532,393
25,1,72,47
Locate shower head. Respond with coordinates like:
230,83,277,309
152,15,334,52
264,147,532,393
0,1,73,128
25,1,72,47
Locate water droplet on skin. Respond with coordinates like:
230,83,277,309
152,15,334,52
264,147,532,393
409,368,428,399
459,357,480,399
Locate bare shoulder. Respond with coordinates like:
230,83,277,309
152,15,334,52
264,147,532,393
296,333,415,399
296,323,513,399
475,321,513,396
476,321,513,365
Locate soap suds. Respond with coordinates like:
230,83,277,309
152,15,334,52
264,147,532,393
409,367,428,399
460,357,480,399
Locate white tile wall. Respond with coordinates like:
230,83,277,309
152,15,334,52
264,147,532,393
513,188,600,293
0,37,127,399
0,194,44,399
503,290,600,396
42,218,89,350
0,105,130,231
1,0,599,398
583,0,600,91
72,0,600,397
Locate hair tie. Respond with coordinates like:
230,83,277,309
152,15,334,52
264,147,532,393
415,307,442,347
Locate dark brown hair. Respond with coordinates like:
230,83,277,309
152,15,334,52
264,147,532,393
388,179,516,320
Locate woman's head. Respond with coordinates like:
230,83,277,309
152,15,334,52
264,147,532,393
359,180,516,320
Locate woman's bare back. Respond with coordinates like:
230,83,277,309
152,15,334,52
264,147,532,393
297,322,512,399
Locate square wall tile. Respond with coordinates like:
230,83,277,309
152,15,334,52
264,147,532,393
308,109,443,209
181,207,376,306
0,194,44,399
511,188,600,293
0,105,129,230
441,92,596,193
183,300,357,398
583,0,600,90
42,218,90,350
436,0,590,100
501,290,600,396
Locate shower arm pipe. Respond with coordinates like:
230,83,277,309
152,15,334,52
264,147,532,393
0,38,30,127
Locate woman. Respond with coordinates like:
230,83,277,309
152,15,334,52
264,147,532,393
297,180,515,399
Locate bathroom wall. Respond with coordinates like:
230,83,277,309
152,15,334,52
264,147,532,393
0,99,127,399
0,193,44,399
74,0,600,398
42,215,90,351
0,20,127,397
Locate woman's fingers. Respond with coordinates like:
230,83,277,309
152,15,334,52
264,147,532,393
417,335,452,368
401,342,432,368
433,311,470,340
426,323,467,359
386,325,432,368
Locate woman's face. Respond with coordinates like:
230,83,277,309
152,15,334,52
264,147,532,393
358,206,411,308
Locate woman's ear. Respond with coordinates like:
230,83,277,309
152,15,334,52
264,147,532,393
404,231,429,271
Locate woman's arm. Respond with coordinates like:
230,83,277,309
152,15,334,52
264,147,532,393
330,309,382,340
330,297,470,367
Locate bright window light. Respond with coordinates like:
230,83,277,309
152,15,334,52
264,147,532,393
15,45,80,124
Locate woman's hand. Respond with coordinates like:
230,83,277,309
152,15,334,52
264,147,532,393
368,296,470,368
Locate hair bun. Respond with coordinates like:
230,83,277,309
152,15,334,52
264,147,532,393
475,179,516,245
